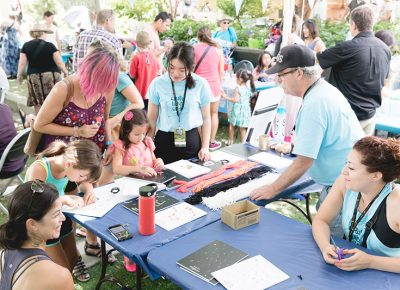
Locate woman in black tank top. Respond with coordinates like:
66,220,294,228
0,181,74,290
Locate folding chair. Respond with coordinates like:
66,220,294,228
233,60,254,74
0,128,31,214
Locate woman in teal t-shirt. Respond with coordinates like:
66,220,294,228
313,136,400,273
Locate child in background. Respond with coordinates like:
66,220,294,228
221,69,255,144
253,51,273,82
110,108,164,271
162,37,174,69
130,31,160,111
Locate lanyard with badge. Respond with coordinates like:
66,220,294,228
347,185,385,242
171,78,188,147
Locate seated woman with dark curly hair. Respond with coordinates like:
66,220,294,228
0,181,74,290
313,136,400,273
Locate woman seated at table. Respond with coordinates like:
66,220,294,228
312,136,400,273
0,181,75,290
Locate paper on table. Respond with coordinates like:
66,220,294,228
212,255,289,290
165,160,211,179
210,150,244,164
62,177,165,218
248,152,293,170
155,202,207,231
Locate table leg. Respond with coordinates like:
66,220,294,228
136,264,142,290
95,239,108,290
276,199,313,224
305,193,313,224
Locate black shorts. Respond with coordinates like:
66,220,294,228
154,128,201,164
46,216,73,246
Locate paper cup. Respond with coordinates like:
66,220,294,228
258,134,270,151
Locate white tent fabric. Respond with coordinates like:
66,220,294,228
235,0,244,16
262,0,269,12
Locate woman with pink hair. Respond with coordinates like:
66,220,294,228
33,46,119,281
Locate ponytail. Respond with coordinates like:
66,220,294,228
0,220,27,249
36,140,67,158
197,27,217,47
186,72,195,89
248,73,256,93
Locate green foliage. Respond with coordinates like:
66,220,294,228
112,0,169,22
217,0,266,23
25,0,59,22
319,21,348,48
162,19,216,42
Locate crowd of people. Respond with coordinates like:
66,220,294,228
0,2,400,288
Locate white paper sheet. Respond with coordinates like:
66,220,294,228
165,160,211,179
62,177,165,218
212,255,289,290
210,150,244,164
155,202,207,231
248,152,293,170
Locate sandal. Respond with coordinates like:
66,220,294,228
76,227,87,238
84,241,117,264
123,256,136,272
73,255,90,282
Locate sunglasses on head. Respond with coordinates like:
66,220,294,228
27,179,45,209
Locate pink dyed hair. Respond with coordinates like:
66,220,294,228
78,47,119,101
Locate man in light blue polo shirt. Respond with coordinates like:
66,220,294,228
250,44,364,237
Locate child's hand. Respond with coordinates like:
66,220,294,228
153,158,165,171
220,89,227,98
140,166,157,177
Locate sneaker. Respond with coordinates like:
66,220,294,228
209,141,221,151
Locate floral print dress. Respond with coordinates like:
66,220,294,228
44,96,106,151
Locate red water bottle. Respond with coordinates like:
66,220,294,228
138,183,157,235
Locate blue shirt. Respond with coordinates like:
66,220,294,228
292,79,364,186
147,73,212,132
212,28,238,48
110,72,133,117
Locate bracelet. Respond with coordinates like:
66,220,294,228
105,141,112,148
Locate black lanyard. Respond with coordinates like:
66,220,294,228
170,78,188,124
348,185,386,242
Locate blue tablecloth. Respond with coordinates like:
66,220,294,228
147,207,400,290
67,187,220,280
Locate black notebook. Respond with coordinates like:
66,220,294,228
221,143,261,158
130,168,190,190
123,192,180,215
177,240,248,285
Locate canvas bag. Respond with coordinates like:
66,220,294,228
24,77,74,156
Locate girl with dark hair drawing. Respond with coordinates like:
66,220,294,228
111,108,164,177
147,42,212,164
0,181,75,289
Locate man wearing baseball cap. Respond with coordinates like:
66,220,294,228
250,44,364,237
